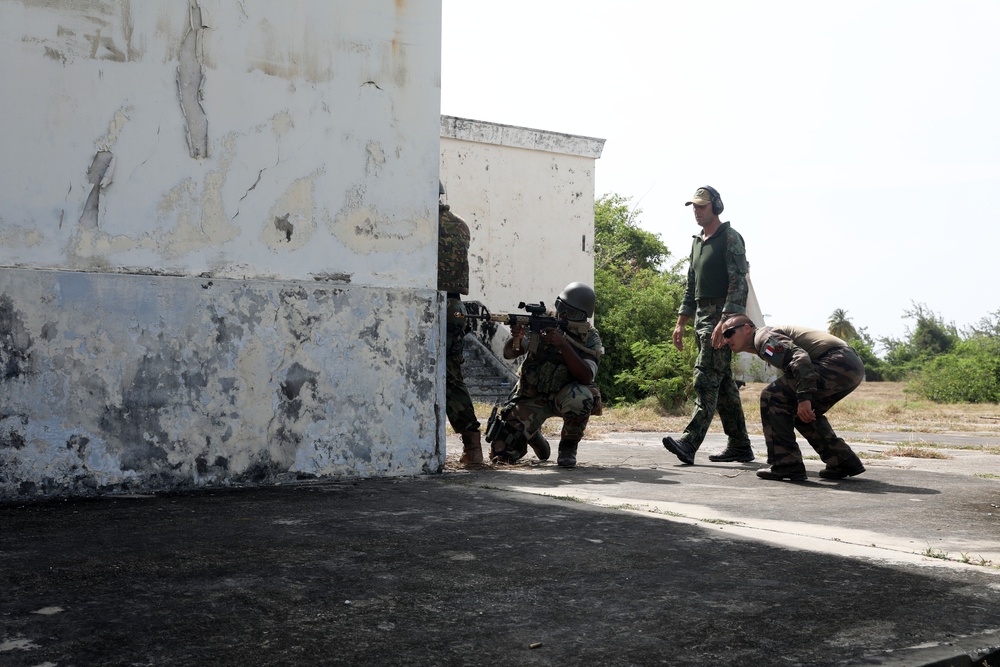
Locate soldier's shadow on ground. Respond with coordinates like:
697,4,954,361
457,460,941,496
452,461,683,488
799,476,941,495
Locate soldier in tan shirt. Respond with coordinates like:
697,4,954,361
719,315,867,482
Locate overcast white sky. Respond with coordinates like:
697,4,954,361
441,0,1000,346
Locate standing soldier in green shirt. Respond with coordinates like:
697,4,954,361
438,181,483,465
662,186,754,465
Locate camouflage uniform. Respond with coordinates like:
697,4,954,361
438,204,480,435
678,222,751,450
493,323,603,461
753,325,865,475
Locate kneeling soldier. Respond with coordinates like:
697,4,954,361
488,283,603,469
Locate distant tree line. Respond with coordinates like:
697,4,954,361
593,193,1000,406
831,304,1000,403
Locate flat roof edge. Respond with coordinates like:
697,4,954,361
441,115,605,159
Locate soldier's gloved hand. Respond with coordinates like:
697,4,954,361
540,326,565,348
510,323,526,339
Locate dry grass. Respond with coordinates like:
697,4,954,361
881,445,951,459
476,381,1000,439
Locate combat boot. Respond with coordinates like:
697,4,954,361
529,432,551,461
709,443,755,463
662,436,696,465
459,431,484,465
557,439,579,468
819,453,866,479
756,465,807,482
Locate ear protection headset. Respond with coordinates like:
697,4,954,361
701,185,724,216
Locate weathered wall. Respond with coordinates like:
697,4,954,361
0,1,445,498
0,1,440,283
0,271,443,497
439,116,604,361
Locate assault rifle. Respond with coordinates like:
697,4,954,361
469,301,566,332
461,301,590,353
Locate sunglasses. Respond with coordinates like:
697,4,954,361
722,325,743,339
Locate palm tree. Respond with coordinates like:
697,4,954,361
828,308,858,341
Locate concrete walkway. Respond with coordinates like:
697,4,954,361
1,432,999,666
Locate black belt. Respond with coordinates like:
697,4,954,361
696,297,726,307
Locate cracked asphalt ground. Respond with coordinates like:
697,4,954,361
2,433,999,666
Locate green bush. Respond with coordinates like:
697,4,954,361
613,340,692,410
592,193,687,404
909,339,1000,403
880,303,959,381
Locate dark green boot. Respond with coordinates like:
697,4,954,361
557,439,579,468
529,432,551,461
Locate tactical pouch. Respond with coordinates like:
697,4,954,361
484,401,506,444
484,402,528,462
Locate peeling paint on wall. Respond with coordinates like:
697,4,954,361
0,295,34,380
0,1,447,498
2,1,443,286
79,151,115,229
177,0,208,159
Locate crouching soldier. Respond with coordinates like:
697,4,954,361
487,283,603,469
719,314,867,482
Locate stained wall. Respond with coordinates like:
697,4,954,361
0,0,445,498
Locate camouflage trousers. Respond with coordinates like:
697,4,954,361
760,346,865,473
445,298,480,434
683,304,750,449
498,382,594,457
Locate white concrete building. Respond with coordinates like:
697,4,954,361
0,1,444,497
440,116,605,363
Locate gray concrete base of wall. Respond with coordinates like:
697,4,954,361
0,269,444,499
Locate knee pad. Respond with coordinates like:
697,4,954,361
555,383,594,417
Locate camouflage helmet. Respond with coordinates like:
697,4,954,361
555,282,595,320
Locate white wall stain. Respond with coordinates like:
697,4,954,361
261,177,318,251
19,0,144,65
366,141,385,175
0,225,45,249
246,16,335,84
272,110,294,137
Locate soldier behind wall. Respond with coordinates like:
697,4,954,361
438,181,483,465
